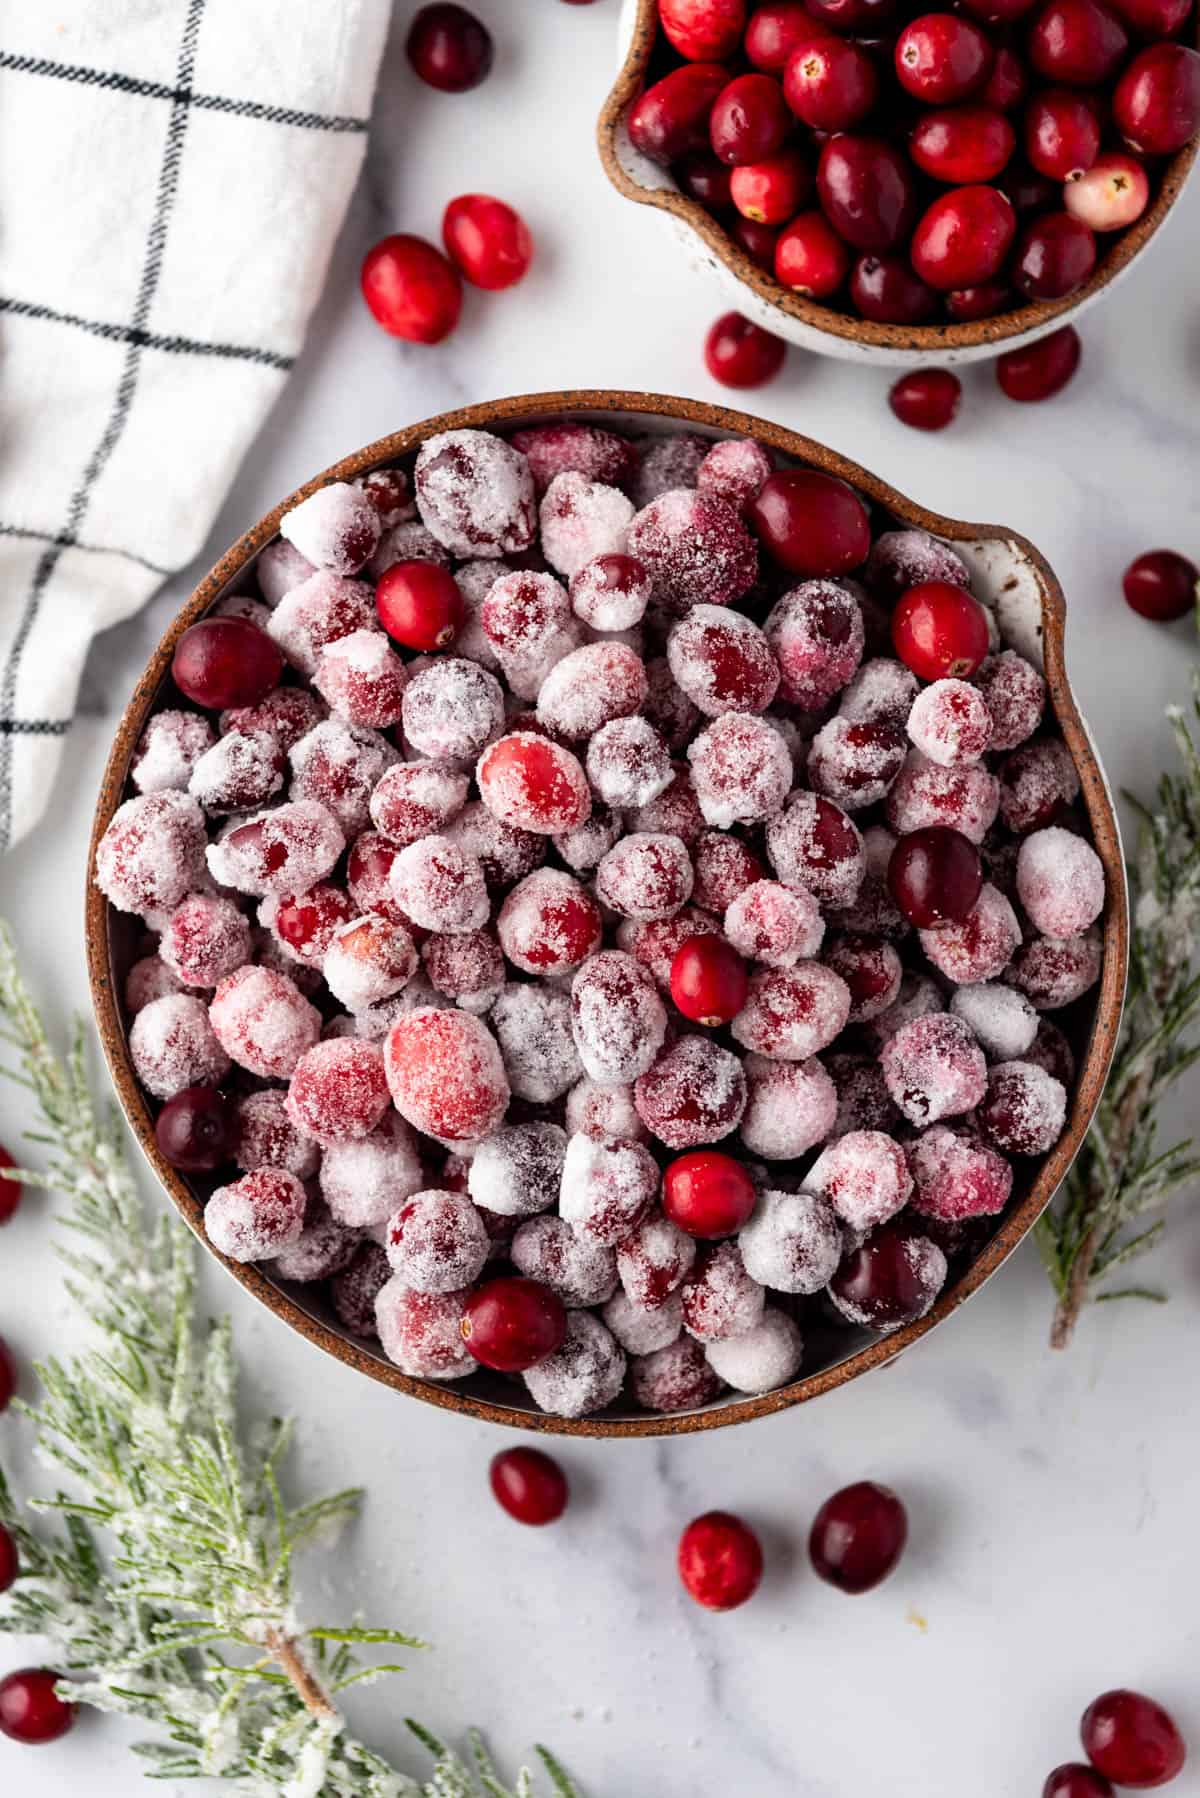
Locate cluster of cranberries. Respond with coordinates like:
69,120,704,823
94,417,1108,1421
632,0,1200,331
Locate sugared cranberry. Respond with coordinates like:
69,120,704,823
678,1511,764,1611
895,14,994,103
670,933,749,1025
490,1446,569,1525
910,105,1015,183
746,0,827,69
460,1275,567,1372
888,826,983,925
1114,43,1200,153
704,312,788,388
817,136,919,251
850,253,938,321
1043,1767,1115,1798
628,63,730,165
809,1481,908,1592
155,1085,233,1172
1025,89,1102,182
0,1521,17,1591
660,0,748,59
0,1668,76,1744
775,211,851,296
406,4,492,91
710,72,791,163
889,370,962,431
0,1335,16,1411
1065,151,1150,231
784,36,879,130
676,148,736,208
892,580,990,679
1123,550,1198,622
1080,1690,1186,1788
996,325,1081,401
172,617,282,711
910,185,1016,289
729,149,813,222
1013,212,1097,301
748,469,870,576
664,1150,758,1238
376,559,465,650
0,1144,19,1224
442,194,532,290
1029,0,1129,86
360,234,462,345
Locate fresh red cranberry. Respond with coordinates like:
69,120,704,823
676,148,736,208
678,1511,764,1610
731,213,783,267
910,184,1016,289
730,148,813,221
1080,1690,1187,1788
670,933,749,1025
1065,151,1150,230
1114,44,1200,155
850,253,939,321
155,1086,233,1172
775,211,852,295
460,1276,567,1372
0,1335,18,1412
888,826,983,924
892,581,990,679
0,1669,76,1745
828,1221,944,1326
807,0,899,30
817,135,919,250
442,194,532,290
910,105,1015,183
660,0,748,60
376,560,465,650
0,1522,17,1592
895,14,995,103
664,1150,758,1238
1025,89,1103,181
172,618,282,711
406,3,492,90
748,468,871,575
1123,550,1198,622
784,36,879,129
996,324,1081,400
0,1144,19,1225
1029,0,1129,85
1013,211,1097,300
361,234,463,344
1000,162,1061,213
489,1447,569,1525
945,278,1011,318
889,369,962,431
704,312,788,388
710,72,791,163
1106,0,1191,35
746,0,828,69
809,1481,908,1592
979,46,1028,110
628,63,730,165
1043,1767,1115,1798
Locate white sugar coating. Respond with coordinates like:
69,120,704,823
999,738,1081,833
765,790,866,908
586,716,672,809
496,870,599,975
270,1203,359,1285
331,1241,391,1337
731,963,852,1061
1005,927,1103,1010
476,730,592,835
806,1130,913,1231
691,831,763,912
481,571,578,699
629,1335,722,1413
1017,827,1105,940
630,765,706,844
421,927,505,1012
838,657,920,726
160,892,252,987
666,606,779,718
981,1059,1068,1155
131,710,215,793
124,954,184,1014
565,1077,646,1142
570,555,652,632
616,1213,697,1310
96,790,208,916
643,655,702,751
869,969,944,1048
523,1310,626,1418
634,1034,747,1149
189,728,284,816
536,641,647,741
680,1239,766,1340
631,432,709,506
886,751,1000,845
233,1089,321,1180
705,1307,803,1395
687,712,792,828
313,629,408,729
449,560,504,672
256,538,316,607
203,1170,307,1264
724,879,824,967
949,982,1039,1060
356,467,414,528
255,926,324,995
323,915,418,1012
446,800,546,889
881,1013,988,1125
510,422,636,495
280,481,381,575
370,760,470,846
696,436,773,512
490,981,581,1100
764,580,865,710
214,592,272,629
906,1124,1013,1222
738,1190,842,1295
129,994,231,1099
414,429,537,558
829,1231,949,1329
366,519,452,580
288,719,397,835
357,970,453,1037
739,1054,838,1159
221,686,327,754
863,528,972,604
974,650,1046,751
603,1287,683,1354
375,1278,475,1380
511,1214,619,1308
595,832,694,923
384,1189,489,1294
570,950,667,1085
807,716,907,811
907,679,992,768
266,572,375,676
627,487,759,617
560,1131,660,1247
467,1121,567,1217
920,883,1022,985
389,835,490,934
209,964,321,1080
290,1036,391,1144
401,658,505,761
539,470,635,579
319,1111,424,1227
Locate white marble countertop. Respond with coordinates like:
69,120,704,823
4,2,1200,1793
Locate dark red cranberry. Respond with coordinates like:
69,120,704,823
817,135,919,250
361,234,463,344
776,211,853,295
1000,162,1061,212
0,1335,17,1412
730,148,813,221
710,72,791,163
664,1150,759,1238
746,0,829,69
376,560,465,650
784,36,879,129
1080,1690,1187,1788
460,1276,566,1373
889,369,962,430
0,1668,76,1744
809,1481,908,1592
678,1511,764,1610
747,468,871,575
888,826,984,925
850,253,939,321
979,46,1028,110
489,1447,569,1525
807,0,899,31
155,1086,233,1172
895,13,995,103
704,313,788,388
945,278,1011,318
1113,43,1200,155
1025,89,1103,181
1029,0,1129,85
1106,0,1191,35
670,933,749,1024
1043,1767,1115,1798
892,581,990,679
627,63,730,166
828,1221,943,1326
0,1522,17,1593
1123,550,1198,622
676,149,736,208
442,194,532,291
911,183,1016,288
0,1143,19,1225
406,4,492,91
910,105,1016,183
996,324,1082,400
1012,211,1097,300
730,213,784,267
172,618,282,711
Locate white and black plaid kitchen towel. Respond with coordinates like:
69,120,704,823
0,0,390,849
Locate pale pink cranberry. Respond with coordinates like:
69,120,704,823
1006,928,1103,1009
807,1130,913,1232
559,1131,660,1246
538,471,634,580
375,1279,474,1380
823,933,903,1022
389,836,489,934
617,1213,698,1310
132,710,215,793
509,423,637,496
256,537,317,606
443,800,545,887
369,763,468,848
385,1189,489,1293
571,951,669,1083
209,965,321,1079
766,790,866,907
1016,825,1105,938
331,1242,392,1337
998,738,1080,832
739,1188,842,1294
595,832,694,922
400,658,505,761
690,832,765,913
413,428,536,558
688,712,792,828
881,1013,987,1124
491,983,581,1103
497,869,602,974
286,1037,390,1145
522,1311,626,1418
635,1036,748,1149
616,905,720,990
125,954,184,1014
764,580,865,709
566,1078,646,1143
731,963,852,1060
467,1120,567,1218
266,572,376,677
625,488,758,616
323,915,418,1012
906,1125,1013,1220
667,606,780,717
232,1089,320,1180
421,928,505,1012
697,438,773,513
919,882,1022,983
204,1169,307,1264
96,790,207,916
740,1053,838,1159
838,658,921,727
536,641,647,740
808,717,907,810
978,1059,1068,1154
886,752,1000,845
569,553,653,632
682,1240,767,1338
907,679,992,767
603,1287,683,1355
864,530,971,608
130,994,230,1099
220,687,326,754
724,879,824,967
973,651,1045,750
319,1112,423,1227
384,1007,509,1141
630,764,707,843
280,481,382,576
511,1214,619,1308
160,893,251,988
476,732,591,834
189,729,284,815
586,716,673,809
631,1336,723,1413
1064,151,1150,231
288,720,396,835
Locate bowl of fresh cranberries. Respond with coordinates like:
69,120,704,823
87,392,1128,1435
598,0,1200,364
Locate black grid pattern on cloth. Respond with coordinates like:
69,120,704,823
0,523,171,576
0,297,296,372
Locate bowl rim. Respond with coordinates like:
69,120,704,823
596,0,1200,354
85,388,1130,1438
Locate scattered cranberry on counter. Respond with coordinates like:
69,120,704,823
996,324,1081,401
0,1144,20,1225
1043,1766,1116,1798
678,1509,764,1610
888,369,962,432
443,195,533,291
808,1480,908,1592
704,312,788,388
1122,550,1198,623
361,234,463,345
0,1669,75,1745
1080,1689,1187,1787
489,1446,569,1525
0,1335,15,1412
406,3,494,92
0,1522,18,1593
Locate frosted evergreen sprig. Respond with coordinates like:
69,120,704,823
1037,672,1200,1348
0,922,576,1797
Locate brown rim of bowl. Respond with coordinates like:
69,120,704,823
85,390,1129,1438
596,0,1200,354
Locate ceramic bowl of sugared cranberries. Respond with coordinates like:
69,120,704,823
599,0,1199,365
87,392,1128,1436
